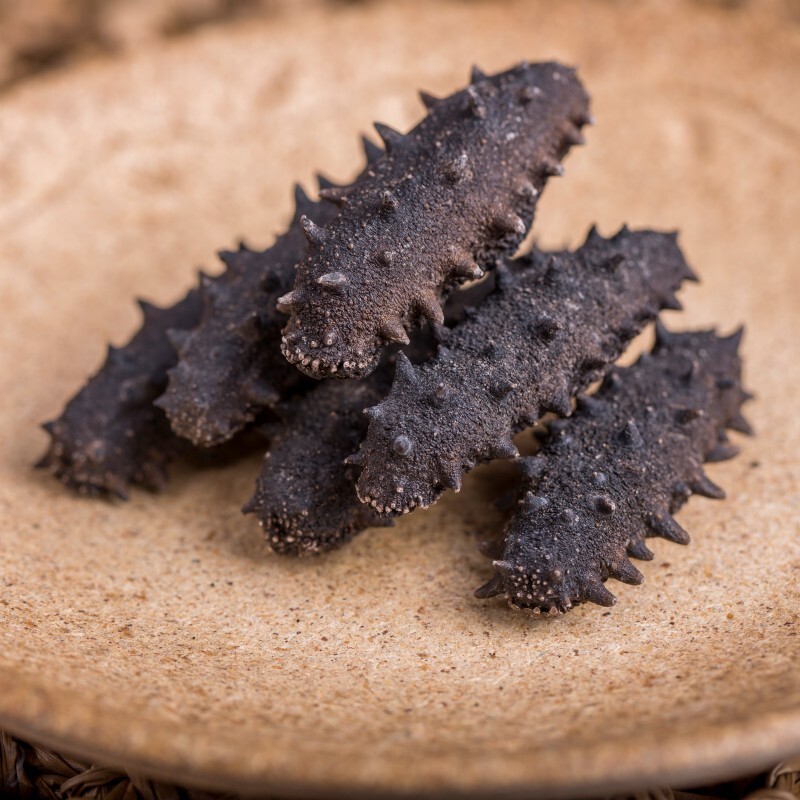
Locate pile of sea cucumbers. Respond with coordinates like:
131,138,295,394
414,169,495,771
38,62,752,615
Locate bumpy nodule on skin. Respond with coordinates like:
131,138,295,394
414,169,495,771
475,325,753,614
36,289,204,499
352,226,695,516
280,61,591,380
155,185,338,447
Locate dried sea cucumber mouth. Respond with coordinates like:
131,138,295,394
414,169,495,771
475,325,753,614
350,226,695,517
36,289,203,499
279,61,591,380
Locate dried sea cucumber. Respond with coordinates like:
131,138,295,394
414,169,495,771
242,366,394,556
37,289,203,498
280,61,591,380
155,183,339,447
351,226,696,516
475,325,752,613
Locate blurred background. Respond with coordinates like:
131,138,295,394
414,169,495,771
1,0,798,94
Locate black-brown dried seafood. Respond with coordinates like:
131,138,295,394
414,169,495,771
475,325,752,613
280,62,590,379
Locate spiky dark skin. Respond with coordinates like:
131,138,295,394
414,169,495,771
475,325,753,614
154,184,336,447
243,368,393,556
36,289,203,499
280,61,591,380
351,226,696,516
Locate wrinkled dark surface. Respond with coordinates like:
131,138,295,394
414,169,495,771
476,326,752,613
353,226,694,515
280,61,591,379
155,185,336,446
37,289,203,498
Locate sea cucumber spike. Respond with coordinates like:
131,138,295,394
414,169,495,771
618,420,644,448
379,317,410,345
282,61,590,379
157,177,343,448
546,389,573,418
473,326,750,614
540,157,565,177
689,473,726,499
36,287,204,497
136,299,160,321
379,190,399,214
354,228,692,516
535,314,562,341
445,246,483,280
662,294,683,311
443,153,470,183
299,215,327,247
276,290,304,311
626,538,654,561
610,559,644,586
646,510,691,545
419,90,441,110
491,210,528,236
318,186,351,206
438,460,463,491
393,352,418,385
674,407,704,425
470,64,489,83
728,411,754,435
360,134,383,164
474,575,505,599
583,582,617,607
490,379,516,399
487,439,520,460
414,292,446,325
564,126,586,147
373,122,405,152
707,442,740,462
343,450,365,466
518,456,546,482
293,182,316,216
316,272,349,289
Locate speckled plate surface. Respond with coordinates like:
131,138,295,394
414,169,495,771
1,1,799,797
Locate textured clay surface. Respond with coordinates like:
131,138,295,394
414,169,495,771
155,185,334,447
2,2,799,798
36,289,203,498
476,325,752,613
280,61,590,379
353,227,693,515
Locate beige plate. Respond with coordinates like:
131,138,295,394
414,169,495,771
1,1,799,797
